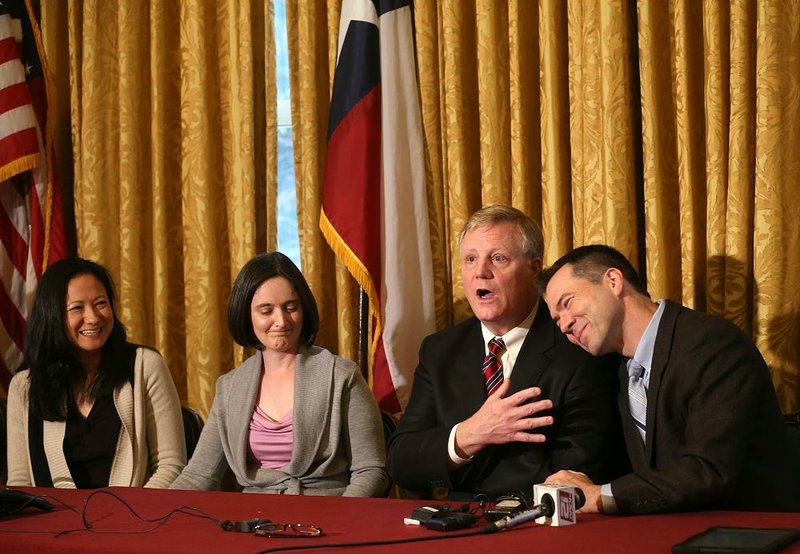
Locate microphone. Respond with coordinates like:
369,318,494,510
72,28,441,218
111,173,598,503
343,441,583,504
480,499,552,534
480,486,585,533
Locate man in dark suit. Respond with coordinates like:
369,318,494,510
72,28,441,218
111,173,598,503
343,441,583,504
542,244,800,513
387,206,624,500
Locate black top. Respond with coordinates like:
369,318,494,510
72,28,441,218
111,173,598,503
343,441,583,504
63,390,121,488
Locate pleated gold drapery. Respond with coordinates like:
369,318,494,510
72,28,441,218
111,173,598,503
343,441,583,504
40,1,278,418
637,0,800,409
36,0,800,414
288,0,800,411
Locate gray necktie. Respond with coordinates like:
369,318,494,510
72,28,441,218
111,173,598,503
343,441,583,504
627,359,647,443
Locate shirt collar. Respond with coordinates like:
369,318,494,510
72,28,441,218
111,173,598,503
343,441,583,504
629,299,666,377
480,298,538,354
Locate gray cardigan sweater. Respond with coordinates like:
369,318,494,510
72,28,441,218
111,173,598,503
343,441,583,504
170,346,388,496
7,347,186,488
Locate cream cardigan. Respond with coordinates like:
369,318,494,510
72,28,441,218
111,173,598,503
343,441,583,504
7,347,186,488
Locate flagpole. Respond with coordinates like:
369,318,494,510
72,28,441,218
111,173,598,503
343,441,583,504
357,288,369,381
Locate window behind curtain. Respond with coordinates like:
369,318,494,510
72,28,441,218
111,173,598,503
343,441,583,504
274,0,300,269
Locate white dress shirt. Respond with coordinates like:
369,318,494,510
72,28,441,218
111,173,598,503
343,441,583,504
447,301,539,466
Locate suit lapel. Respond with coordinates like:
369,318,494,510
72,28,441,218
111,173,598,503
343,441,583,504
508,301,556,393
643,299,680,464
446,320,491,422
462,320,497,480
461,302,554,401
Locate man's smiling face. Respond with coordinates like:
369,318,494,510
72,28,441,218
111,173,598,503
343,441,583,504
460,221,540,336
545,264,624,356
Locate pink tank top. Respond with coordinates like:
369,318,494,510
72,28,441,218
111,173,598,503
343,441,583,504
247,406,293,469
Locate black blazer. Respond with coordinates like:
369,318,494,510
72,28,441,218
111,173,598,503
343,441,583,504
387,300,626,500
611,300,800,513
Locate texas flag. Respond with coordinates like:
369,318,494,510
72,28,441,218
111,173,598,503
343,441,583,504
320,0,435,413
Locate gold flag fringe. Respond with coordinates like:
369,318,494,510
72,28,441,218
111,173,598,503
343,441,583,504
319,208,383,388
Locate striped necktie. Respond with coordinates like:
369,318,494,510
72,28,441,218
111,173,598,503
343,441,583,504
627,359,648,443
483,337,505,396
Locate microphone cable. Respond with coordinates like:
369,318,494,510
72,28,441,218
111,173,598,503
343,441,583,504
255,489,586,552
256,528,486,554
0,489,228,537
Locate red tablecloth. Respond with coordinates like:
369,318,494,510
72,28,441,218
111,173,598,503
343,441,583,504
1,487,799,553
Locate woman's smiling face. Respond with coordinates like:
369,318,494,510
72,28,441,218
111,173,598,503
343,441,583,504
64,273,114,358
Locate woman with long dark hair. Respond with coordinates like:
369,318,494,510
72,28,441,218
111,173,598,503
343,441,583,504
6,258,185,488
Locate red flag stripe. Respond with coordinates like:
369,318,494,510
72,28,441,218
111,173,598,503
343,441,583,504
0,34,22,64
0,355,12,390
372,338,400,413
0,128,38,164
0,272,26,352
0,193,29,274
322,85,382,286
28,173,46,277
0,81,32,113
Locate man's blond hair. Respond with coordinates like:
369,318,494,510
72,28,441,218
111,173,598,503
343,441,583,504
458,204,543,263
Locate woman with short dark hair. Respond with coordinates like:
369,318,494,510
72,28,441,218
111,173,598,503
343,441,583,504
226,250,320,350
171,252,388,496
6,258,186,488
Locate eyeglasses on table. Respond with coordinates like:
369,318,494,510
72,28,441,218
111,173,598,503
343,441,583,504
254,522,323,538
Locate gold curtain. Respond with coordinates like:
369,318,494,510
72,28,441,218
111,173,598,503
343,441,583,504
40,1,277,419
37,0,800,414
411,0,641,325
636,0,800,410
349,0,798,410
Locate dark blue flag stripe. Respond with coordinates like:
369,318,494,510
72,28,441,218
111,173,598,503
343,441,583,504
375,0,412,17
327,21,380,141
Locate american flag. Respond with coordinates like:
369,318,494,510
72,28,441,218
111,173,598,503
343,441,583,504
0,0,66,388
